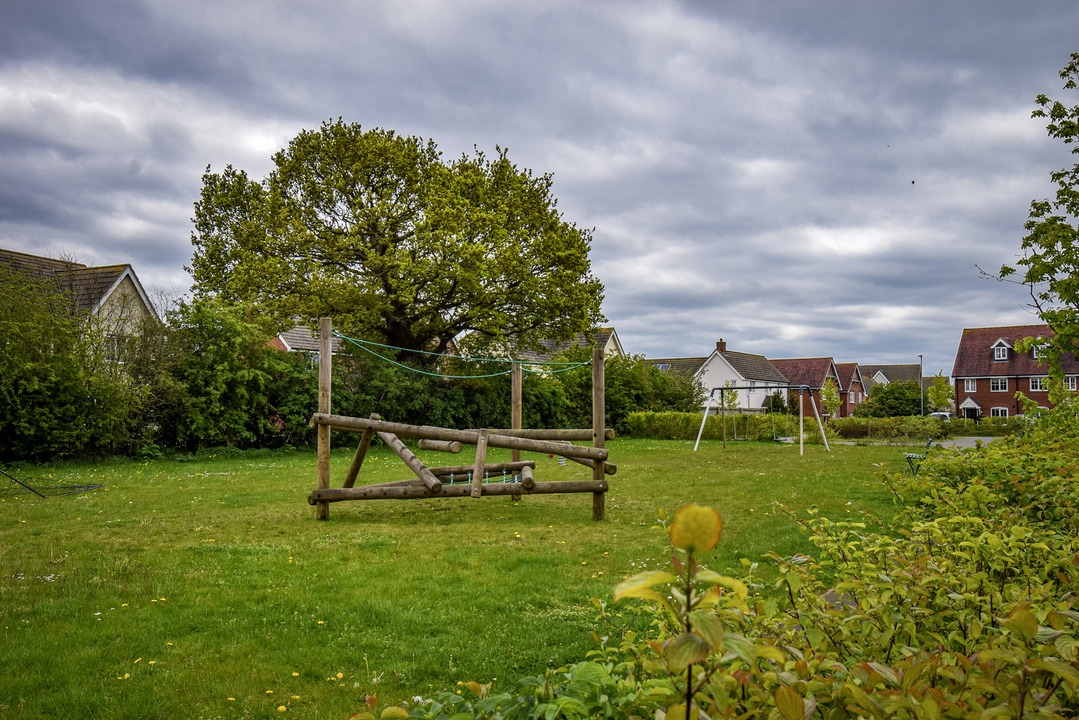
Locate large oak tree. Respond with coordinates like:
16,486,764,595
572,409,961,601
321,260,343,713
189,120,604,365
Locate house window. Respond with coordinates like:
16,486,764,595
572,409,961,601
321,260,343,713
990,378,1008,392
991,407,1009,418
1030,377,1045,392
656,363,670,371
1066,376,1078,392
964,379,976,393
994,346,1008,361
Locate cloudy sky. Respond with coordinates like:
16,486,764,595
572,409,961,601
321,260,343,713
2,1,1077,374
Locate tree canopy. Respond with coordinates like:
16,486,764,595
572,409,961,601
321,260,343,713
853,380,922,418
1000,52,1079,372
189,120,605,365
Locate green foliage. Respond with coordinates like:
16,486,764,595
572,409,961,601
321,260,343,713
927,371,954,413
0,265,139,460
853,380,922,417
1000,52,1079,368
821,378,841,418
828,415,948,441
189,120,604,366
623,411,827,444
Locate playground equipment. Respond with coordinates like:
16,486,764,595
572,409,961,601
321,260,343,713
307,318,614,520
693,384,830,454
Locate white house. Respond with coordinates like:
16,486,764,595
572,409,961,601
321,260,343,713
649,339,789,412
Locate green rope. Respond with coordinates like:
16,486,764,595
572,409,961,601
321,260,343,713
333,331,592,379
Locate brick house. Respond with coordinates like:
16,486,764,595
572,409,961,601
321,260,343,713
951,324,1079,419
768,357,840,419
834,362,867,418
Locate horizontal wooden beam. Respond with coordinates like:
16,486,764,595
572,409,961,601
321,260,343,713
309,479,608,503
418,438,463,453
469,428,615,441
310,414,608,462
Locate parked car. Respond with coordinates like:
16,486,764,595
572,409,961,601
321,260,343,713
928,411,954,420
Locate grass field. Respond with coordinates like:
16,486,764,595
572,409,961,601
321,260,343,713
0,438,908,719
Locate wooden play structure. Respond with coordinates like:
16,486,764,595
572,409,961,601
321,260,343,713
307,318,614,520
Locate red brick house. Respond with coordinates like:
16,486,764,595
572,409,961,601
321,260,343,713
834,362,867,418
768,357,840,419
951,324,1079,419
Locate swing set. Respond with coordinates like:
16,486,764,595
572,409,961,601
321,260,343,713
693,384,831,454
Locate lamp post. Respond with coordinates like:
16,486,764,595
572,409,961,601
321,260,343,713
918,354,924,415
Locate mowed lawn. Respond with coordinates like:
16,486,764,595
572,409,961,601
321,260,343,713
0,438,906,719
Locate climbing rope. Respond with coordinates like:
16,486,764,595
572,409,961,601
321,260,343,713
332,331,592,379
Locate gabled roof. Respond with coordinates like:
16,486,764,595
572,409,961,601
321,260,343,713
510,328,621,362
647,356,708,375
768,357,836,389
275,321,344,353
951,324,1079,377
717,350,788,383
860,364,920,385
834,362,864,392
0,247,156,318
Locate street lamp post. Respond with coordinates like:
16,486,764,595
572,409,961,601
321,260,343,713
918,354,924,415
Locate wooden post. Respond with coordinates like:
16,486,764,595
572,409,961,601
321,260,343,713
799,387,805,457
344,413,380,488
316,317,332,520
721,388,727,449
520,465,535,490
418,439,463,453
378,431,442,492
511,364,522,463
471,429,489,498
591,346,606,521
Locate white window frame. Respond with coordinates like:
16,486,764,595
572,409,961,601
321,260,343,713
990,407,1009,418
1029,377,1045,392
994,345,1008,361
1066,376,1078,392
990,378,1008,392
964,378,976,393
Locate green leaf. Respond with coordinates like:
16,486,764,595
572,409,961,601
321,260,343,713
775,686,804,720
665,703,699,720
614,570,678,600
667,632,711,672
1030,659,1079,685
380,709,409,720
689,611,724,650
1004,608,1039,640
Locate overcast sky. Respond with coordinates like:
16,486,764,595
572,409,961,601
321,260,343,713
2,1,1077,375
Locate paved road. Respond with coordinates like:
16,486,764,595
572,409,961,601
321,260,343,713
937,436,1001,449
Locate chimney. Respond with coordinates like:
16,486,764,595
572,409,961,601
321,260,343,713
716,339,726,353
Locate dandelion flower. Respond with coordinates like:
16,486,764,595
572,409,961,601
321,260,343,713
134,658,142,664
278,705,286,712
227,698,235,702
317,620,325,625
266,690,274,694
292,672,299,677
336,672,343,679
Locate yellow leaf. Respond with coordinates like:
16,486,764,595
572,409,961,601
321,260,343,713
614,571,678,599
1004,607,1039,640
669,505,723,553
775,686,803,720
381,709,409,720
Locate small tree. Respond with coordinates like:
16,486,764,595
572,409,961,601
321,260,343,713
821,378,842,419
853,380,922,418
927,371,954,413
999,52,1079,378
721,380,740,412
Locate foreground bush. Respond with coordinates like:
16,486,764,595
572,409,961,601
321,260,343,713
408,401,1079,719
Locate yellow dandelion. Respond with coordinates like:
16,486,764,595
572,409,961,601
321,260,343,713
336,672,343,679
581,561,587,565
166,642,173,647
134,658,142,664
291,695,300,700
266,690,274,694
292,672,299,677
227,697,235,702
123,673,130,679
317,620,325,625
278,705,286,712
148,661,156,665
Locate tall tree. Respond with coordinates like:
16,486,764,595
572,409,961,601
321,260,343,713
189,120,604,365
1000,53,1079,375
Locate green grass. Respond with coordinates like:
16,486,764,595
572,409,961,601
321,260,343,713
0,439,904,718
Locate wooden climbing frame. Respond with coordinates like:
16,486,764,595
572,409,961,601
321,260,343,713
308,318,614,520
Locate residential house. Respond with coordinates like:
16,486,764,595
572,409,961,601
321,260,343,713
507,328,624,362
834,362,867,418
648,339,789,413
271,321,344,357
0,247,157,340
858,364,921,396
768,357,841,419
951,324,1079,419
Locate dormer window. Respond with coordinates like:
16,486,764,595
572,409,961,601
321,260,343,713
991,339,1011,361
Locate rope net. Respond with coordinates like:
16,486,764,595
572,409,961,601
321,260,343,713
1,469,104,498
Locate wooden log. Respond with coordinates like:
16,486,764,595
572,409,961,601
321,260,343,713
310,414,608,461
315,317,332,521
429,460,534,477
471,429,489,498
344,413,380,488
521,465,535,490
418,438,463,453
377,431,442,492
309,479,609,503
467,428,615,441
511,364,522,464
564,455,618,476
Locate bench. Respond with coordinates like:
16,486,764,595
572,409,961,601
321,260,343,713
905,438,933,475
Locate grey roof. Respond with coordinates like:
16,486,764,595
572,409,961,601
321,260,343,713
510,328,618,362
647,356,708,375
0,247,155,317
276,322,343,353
720,350,788,383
